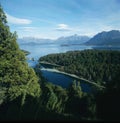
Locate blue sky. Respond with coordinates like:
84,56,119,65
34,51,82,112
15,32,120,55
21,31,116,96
1,0,120,39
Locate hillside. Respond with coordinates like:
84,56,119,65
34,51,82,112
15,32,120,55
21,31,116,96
40,50,120,85
85,30,120,45
39,50,120,121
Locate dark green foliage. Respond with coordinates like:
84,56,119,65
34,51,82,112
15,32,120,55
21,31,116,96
0,5,40,105
34,77,97,121
40,82,68,113
0,95,41,120
39,50,120,121
65,81,96,120
21,49,30,56
96,72,120,121
68,80,82,97
40,50,120,86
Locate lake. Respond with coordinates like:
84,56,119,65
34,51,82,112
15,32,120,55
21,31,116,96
40,66,96,93
19,43,120,61
19,44,93,60
19,43,119,92
19,44,92,67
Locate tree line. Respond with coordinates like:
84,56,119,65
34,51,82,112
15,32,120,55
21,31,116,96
40,50,120,86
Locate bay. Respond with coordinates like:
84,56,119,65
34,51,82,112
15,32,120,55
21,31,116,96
41,67,93,92
19,44,92,67
19,43,119,92
19,43,94,92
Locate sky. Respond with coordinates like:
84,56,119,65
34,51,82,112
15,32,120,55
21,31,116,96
0,0,120,39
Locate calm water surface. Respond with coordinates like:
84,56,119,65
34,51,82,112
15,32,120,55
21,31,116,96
19,44,92,67
19,43,119,92
20,44,92,60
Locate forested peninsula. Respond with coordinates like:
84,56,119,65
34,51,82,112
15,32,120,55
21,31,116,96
40,50,120,86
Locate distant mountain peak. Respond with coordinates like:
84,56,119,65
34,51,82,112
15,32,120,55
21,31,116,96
56,35,90,44
85,30,120,45
17,35,90,45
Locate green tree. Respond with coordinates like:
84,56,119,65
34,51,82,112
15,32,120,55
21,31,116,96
0,5,40,105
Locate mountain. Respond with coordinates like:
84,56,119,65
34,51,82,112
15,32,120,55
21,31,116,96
17,35,90,46
17,37,54,45
55,34,90,45
17,30,120,46
85,30,120,45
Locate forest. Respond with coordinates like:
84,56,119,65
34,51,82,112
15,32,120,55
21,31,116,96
0,5,120,121
40,50,120,86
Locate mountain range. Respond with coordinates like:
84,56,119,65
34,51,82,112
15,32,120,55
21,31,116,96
17,37,54,45
18,30,120,46
17,34,90,45
55,34,90,45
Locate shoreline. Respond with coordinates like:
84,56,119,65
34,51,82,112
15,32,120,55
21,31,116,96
40,61,62,67
40,67,105,89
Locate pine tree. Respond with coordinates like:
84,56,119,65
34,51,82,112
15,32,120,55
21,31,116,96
0,5,41,104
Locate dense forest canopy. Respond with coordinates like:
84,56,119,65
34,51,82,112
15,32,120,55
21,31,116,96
0,5,40,105
39,50,120,121
40,50,120,86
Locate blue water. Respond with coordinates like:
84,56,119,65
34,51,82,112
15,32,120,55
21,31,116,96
41,69,92,92
20,44,92,59
19,43,94,92
20,44,92,67
19,43,119,92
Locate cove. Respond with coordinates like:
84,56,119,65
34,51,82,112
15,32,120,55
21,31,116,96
40,66,98,93
18,44,112,93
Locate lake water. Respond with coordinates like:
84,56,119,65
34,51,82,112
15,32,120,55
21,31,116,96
20,44,92,60
41,68,93,92
19,43,119,92
19,43,120,61
19,44,92,67
19,43,94,91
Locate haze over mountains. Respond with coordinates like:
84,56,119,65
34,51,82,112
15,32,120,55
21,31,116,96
55,34,90,45
17,37,54,45
17,34,90,45
18,30,120,46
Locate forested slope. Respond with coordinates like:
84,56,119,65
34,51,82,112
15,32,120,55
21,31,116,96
0,5,42,120
40,50,120,121
40,50,120,86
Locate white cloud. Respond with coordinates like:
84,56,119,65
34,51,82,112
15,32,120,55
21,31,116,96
56,24,71,31
6,13,32,25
